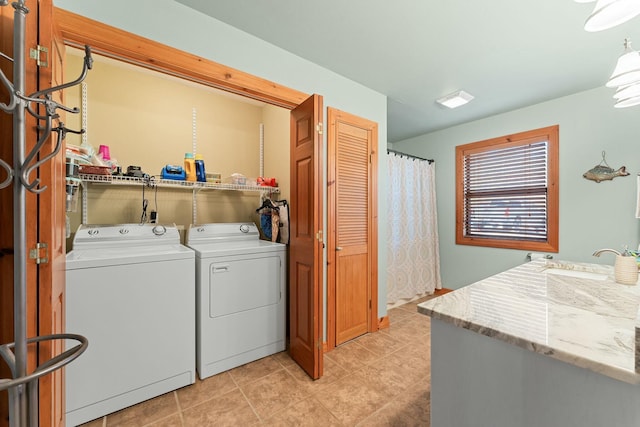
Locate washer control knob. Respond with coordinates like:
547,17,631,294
152,225,166,236
88,229,99,236
119,228,129,235
197,227,205,232
240,224,250,233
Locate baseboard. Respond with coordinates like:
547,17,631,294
325,289,453,352
378,315,390,330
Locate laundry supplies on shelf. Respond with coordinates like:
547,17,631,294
195,154,206,182
161,164,186,180
184,152,196,182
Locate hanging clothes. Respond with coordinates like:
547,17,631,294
256,198,290,244
272,200,289,244
271,210,280,243
259,211,273,240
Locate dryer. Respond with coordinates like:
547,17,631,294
65,223,195,426
186,223,286,379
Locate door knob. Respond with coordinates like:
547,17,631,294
336,246,343,251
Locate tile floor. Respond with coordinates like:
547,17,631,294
80,294,439,427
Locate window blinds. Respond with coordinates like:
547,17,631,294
463,141,548,242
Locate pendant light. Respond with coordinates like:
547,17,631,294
614,93,640,107
613,81,640,108
581,0,640,32
613,82,640,100
606,38,640,88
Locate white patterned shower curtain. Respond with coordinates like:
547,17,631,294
387,152,442,306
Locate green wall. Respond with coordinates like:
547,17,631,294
393,86,640,289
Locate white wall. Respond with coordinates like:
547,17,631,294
393,86,640,289
55,0,389,316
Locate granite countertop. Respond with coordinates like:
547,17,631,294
418,258,640,384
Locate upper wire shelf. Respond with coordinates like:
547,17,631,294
79,174,280,193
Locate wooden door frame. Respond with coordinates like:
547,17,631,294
52,5,325,375
54,8,308,109
0,4,39,426
326,107,378,351
38,1,69,424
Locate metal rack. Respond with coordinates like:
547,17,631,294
79,174,280,225
0,2,89,426
79,173,281,192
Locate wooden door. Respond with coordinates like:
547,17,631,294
0,7,15,425
327,108,378,347
36,1,67,425
289,94,324,380
0,3,39,427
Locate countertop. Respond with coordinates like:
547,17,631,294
417,258,640,384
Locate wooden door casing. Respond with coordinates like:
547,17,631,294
289,94,323,379
36,0,67,425
29,8,326,413
327,108,378,349
0,3,40,427
0,7,15,425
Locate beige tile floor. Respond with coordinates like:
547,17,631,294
80,294,438,427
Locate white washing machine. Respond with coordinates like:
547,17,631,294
187,222,286,379
65,223,195,427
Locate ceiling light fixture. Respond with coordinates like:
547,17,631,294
606,38,640,88
578,0,640,32
614,93,640,108
613,82,640,100
436,90,474,109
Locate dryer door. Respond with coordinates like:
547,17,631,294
209,255,282,317
206,254,285,367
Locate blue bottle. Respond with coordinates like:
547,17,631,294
195,154,206,182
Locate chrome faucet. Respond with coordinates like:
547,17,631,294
592,248,622,257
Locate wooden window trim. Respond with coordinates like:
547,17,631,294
455,125,559,252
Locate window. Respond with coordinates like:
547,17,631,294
456,125,559,252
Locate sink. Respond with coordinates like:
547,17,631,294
544,268,608,281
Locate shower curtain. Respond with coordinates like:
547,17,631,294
387,152,442,306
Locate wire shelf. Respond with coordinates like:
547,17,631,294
79,174,280,193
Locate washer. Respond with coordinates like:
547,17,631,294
65,223,195,427
186,222,286,379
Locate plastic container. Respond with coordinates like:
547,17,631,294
224,173,247,185
98,144,110,160
184,152,196,182
205,172,221,183
195,154,206,182
614,255,638,285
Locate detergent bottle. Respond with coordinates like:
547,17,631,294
184,153,196,182
195,154,206,182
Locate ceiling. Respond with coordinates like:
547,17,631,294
174,0,640,142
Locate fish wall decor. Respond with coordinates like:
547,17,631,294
583,151,630,183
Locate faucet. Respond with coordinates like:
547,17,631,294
592,248,622,257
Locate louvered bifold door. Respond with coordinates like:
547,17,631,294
335,120,371,345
